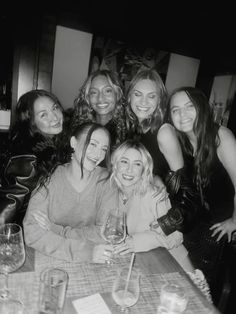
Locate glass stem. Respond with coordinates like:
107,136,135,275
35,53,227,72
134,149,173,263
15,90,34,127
1,272,9,299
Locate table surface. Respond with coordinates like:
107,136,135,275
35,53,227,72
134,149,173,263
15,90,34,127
1,246,220,314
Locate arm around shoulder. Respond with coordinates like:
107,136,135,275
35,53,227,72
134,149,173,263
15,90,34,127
157,167,201,235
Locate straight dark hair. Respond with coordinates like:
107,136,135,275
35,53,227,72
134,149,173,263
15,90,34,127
165,86,219,190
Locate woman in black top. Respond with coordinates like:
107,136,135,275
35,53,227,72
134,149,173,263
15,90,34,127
125,69,200,235
165,86,236,300
0,89,67,225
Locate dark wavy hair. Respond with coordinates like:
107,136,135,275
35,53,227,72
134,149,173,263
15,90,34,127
10,89,64,143
125,69,167,134
8,89,66,186
165,86,219,190
72,69,127,147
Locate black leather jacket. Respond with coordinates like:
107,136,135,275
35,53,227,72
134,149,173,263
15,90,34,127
156,167,201,235
0,154,39,225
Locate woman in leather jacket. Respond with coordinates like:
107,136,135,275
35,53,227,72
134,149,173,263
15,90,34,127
0,89,66,225
125,69,200,236
165,87,236,301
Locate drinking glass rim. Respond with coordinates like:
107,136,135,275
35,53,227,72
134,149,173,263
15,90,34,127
40,267,69,285
0,223,23,236
161,283,186,297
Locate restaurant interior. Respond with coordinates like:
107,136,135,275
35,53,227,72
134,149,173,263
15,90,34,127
0,3,236,313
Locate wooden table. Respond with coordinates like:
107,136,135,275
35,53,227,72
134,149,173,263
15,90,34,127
2,246,220,314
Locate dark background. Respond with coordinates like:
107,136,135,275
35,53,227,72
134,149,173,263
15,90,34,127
1,1,236,116
1,2,236,75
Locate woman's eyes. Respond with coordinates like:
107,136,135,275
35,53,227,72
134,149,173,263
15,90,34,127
148,94,157,99
89,88,113,97
89,90,98,96
40,112,47,119
120,159,128,164
104,88,113,94
171,105,194,114
133,92,157,99
171,108,179,114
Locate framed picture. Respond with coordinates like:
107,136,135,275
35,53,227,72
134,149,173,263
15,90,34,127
89,36,170,91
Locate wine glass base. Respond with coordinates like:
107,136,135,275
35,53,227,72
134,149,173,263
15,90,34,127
0,297,24,314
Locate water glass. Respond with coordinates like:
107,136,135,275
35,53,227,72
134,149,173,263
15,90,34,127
158,283,188,314
38,268,68,314
112,266,140,312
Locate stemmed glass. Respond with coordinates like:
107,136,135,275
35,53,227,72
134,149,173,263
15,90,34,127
0,223,26,313
101,210,126,265
112,266,140,313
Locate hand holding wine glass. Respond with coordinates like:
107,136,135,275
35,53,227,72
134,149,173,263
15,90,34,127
101,210,126,264
0,223,26,313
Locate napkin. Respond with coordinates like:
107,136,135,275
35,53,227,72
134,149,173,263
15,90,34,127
72,293,111,314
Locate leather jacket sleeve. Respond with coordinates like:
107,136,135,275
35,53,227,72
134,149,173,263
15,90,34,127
0,155,38,225
157,167,200,235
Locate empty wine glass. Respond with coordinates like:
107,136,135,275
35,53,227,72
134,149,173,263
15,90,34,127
112,266,140,313
0,223,26,313
101,210,126,264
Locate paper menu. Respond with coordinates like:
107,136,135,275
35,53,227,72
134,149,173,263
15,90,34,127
72,293,111,314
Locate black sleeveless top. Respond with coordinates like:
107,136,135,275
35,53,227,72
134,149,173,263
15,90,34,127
185,152,235,224
135,129,170,179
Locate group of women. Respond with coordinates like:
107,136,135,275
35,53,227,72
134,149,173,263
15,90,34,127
1,68,236,304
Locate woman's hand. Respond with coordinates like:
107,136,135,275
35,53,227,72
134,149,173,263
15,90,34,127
113,236,135,255
33,211,51,230
210,218,236,242
92,244,113,263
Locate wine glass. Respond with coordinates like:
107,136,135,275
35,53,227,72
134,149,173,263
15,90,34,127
0,223,26,313
112,266,140,313
101,210,126,264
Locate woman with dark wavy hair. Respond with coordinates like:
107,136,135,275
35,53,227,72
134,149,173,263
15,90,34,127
166,86,236,299
73,69,127,151
125,69,200,237
0,89,66,225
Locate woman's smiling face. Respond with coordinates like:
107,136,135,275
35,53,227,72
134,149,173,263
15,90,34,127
170,91,197,134
72,128,109,172
130,79,159,122
88,75,116,117
33,96,63,136
116,148,143,188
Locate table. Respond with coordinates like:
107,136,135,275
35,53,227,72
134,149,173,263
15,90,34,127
2,246,221,314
